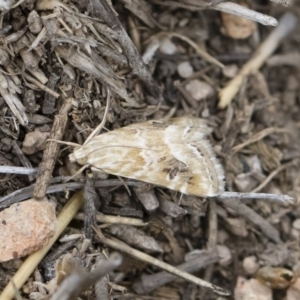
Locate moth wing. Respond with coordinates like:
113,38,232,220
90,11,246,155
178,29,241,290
69,117,224,196
85,140,224,197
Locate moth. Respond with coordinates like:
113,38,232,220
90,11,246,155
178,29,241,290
69,117,225,197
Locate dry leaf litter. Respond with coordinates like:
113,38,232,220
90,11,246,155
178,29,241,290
0,0,299,299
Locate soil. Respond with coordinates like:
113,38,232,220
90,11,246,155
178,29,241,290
0,0,300,299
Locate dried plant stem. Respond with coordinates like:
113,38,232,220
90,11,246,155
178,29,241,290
12,141,35,181
51,253,122,300
93,227,231,296
217,198,281,243
0,166,36,175
200,199,217,298
232,127,288,154
75,212,147,227
251,160,297,193
0,179,142,209
33,99,72,200
0,192,84,300
88,0,163,101
211,2,278,26
219,12,298,108
84,88,111,145
132,249,220,294
218,191,297,205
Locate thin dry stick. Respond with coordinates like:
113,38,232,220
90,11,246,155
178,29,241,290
88,0,163,101
132,249,220,294
232,127,288,154
200,199,217,298
211,2,278,26
50,253,122,300
33,99,72,200
75,212,148,227
11,62,60,98
217,198,281,243
251,160,297,193
0,192,84,300
0,166,36,175
218,191,296,205
93,226,230,296
149,32,224,69
219,12,298,108
84,88,111,145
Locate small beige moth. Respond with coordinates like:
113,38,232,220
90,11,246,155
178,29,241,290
69,117,225,197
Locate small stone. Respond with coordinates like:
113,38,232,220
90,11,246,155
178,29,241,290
234,277,272,300
185,79,214,101
292,219,300,230
243,256,260,275
0,199,56,262
217,245,232,266
222,64,238,78
177,61,194,78
22,127,50,155
226,218,248,237
159,39,177,55
221,3,257,39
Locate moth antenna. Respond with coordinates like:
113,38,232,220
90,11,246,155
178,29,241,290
80,145,158,158
117,175,131,196
84,87,111,145
47,139,80,147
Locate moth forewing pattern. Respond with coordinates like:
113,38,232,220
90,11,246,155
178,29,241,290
69,117,225,197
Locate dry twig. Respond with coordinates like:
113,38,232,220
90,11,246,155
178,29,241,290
93,226,231,296
33,99,72,200
219,12,298,108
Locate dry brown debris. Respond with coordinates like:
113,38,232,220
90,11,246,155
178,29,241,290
0,0,299,299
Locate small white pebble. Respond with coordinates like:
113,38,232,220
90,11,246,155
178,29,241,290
293,219,300,230
0,0,13,11
93,100,101,110
185,79,214,101
177,61,194,78
201,108,210,118
222,64,238,78
217,245,232,266
159,39,177,55
243,256,260,275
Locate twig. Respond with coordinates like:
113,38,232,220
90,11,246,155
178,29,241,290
12,141,35,181
251,160,298,193
0,192,84,300
217,191,297,205
200,199,217,298
93,226,231,296
0,179,142,209
83,174,98,239
11,63,60,98
33,99,72,200
84,88,111,145
132,249,220,294
75,212,147,227
217,198,281,243
0,166,36,175
87,0,163,102
211,2,277,26
219,12,298,108
50,253,122,300
232,127,288,154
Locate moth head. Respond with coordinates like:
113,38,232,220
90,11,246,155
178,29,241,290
69,146,88,165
